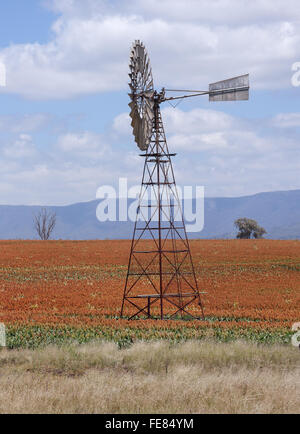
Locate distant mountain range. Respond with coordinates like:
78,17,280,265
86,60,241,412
0,189,300,240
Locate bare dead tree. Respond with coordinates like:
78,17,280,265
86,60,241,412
34,208,56,240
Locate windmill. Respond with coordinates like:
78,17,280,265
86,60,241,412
121,40,249,320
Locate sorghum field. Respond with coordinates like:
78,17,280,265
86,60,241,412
0,239,299,348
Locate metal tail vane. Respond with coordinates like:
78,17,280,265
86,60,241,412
121,40,249,320
164,74,249,103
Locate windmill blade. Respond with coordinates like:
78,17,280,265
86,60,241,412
209,74,249,101
128,40,154,151
129,98,152,151
128,83,135,92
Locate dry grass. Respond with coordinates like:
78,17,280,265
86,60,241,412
0,340,299,414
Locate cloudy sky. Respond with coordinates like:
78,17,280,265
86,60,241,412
0,0,300,205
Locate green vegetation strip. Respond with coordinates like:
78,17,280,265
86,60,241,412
5,325,294,349
1,262,299,282
0,265,127,282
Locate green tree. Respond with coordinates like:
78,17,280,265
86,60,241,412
234,218,266,239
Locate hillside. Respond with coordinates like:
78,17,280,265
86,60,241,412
0,189,299,239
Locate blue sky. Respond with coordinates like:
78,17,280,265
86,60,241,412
0,1,56,46
0,0,300,205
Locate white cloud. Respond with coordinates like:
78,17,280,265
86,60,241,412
1,104,300,204
0,114,51,133
272,112,300,128
0,0,299,99
162,107,235,134
0,121,143,205
47,0,300,25
112,113,132,137
111,105,300,197
2,134,37,159
56,131,107,154
124,0,300,25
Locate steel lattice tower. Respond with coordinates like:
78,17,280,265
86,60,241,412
121,95,205,320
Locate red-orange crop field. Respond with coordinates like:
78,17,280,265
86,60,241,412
0,239,299,347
